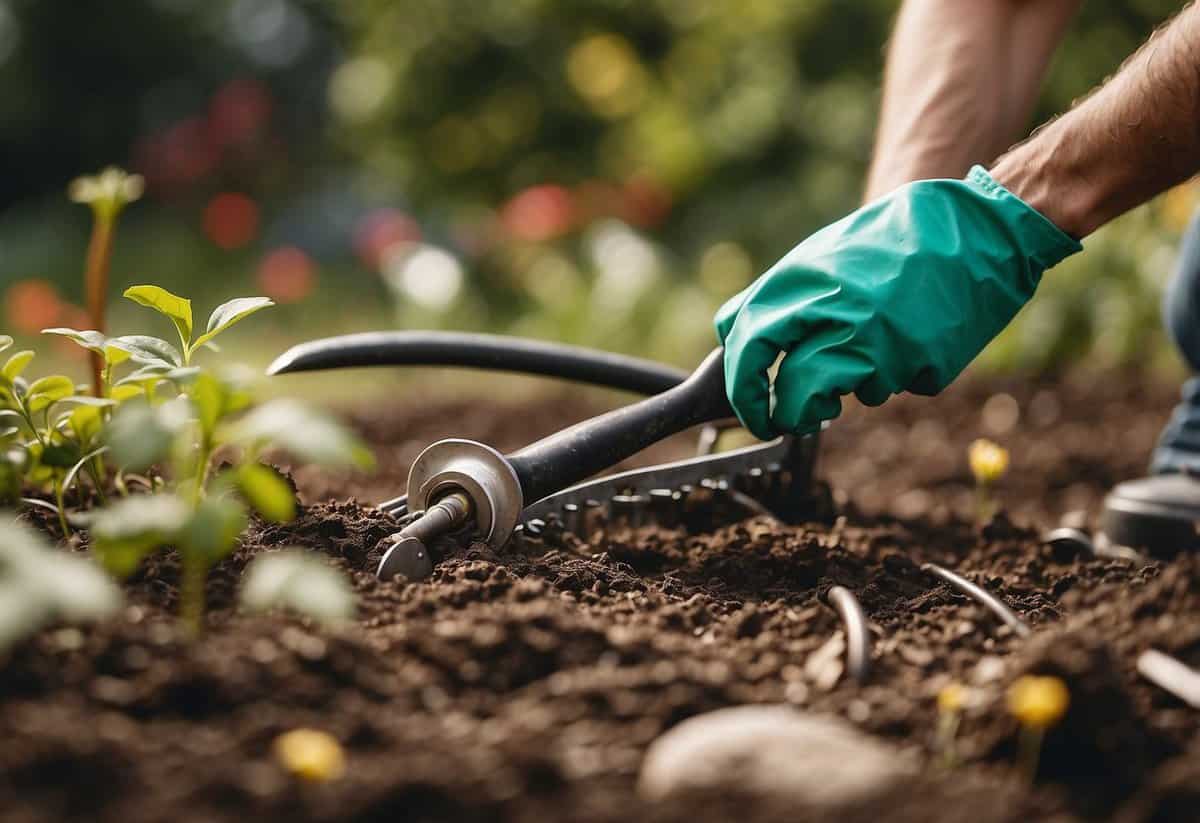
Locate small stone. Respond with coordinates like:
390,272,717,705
638,706,912,808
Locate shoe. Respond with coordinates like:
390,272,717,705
1101,378,1200,555
1102,473,1200,556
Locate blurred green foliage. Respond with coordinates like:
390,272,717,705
331,0,1192,373
0,0,1194,376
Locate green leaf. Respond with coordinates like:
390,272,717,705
240,549,355,625
180,496,247,564
189,371,224,438
2,350,34,381
114,363,172,388
236,463,296,523
109,384,144,402
192,297,274,350
105,398,190,471
0,335,12,355
89,494,191,578
107,335,183,368
26,375,76,413
59,396,116,408
123,285,192,349
41,442,81,469
69,405,104,444
41,328,106,354
223,400,375,469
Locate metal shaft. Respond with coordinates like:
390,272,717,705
378,491,473,581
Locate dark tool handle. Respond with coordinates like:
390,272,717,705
508,348,733,504
266,331,687,395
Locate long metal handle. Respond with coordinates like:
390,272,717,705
506,348,732,505
266,331,688,395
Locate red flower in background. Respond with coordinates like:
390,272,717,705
203,192,260,250
500,184,575,242
208,79,272,149
622,174,672,229
257,246,316,303
5,280,63,334
354,209,421,270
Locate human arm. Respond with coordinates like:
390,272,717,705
718,4,1200,439
993,2,1200,238
865,0,1081,200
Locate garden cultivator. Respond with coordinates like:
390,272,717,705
268,332,822,581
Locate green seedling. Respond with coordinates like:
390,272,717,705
121,285,274,368
69,167,144,395
0,515,122,653
90,369,373,635
0,337,118,534
241,549,356,626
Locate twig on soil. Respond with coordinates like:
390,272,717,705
920,563,1031,639
826,585,871,684
1137,649,1200,708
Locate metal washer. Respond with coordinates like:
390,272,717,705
406,439,524,550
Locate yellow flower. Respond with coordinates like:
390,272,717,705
273,728,346,782
968,438,1009,485
938,682,969,714
68,166,144,220
1007,675,1069,729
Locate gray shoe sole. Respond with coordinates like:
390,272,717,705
1102,473,1200,556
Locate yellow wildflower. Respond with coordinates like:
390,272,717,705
1007,675,1070,729
968,438,1009,485
273,728,346,782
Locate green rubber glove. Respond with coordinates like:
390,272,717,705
715,166,1081,440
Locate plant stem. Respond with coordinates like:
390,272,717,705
1016,725,1044,784
53,477,69,537
180,557,205,638
83,214,115,397
937,711,961,769
974,482,993,525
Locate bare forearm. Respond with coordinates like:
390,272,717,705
993,3,1200,239
865,0,1079,200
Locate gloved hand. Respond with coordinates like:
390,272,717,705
715,165,1082,440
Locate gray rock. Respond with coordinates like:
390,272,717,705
638,705,912,808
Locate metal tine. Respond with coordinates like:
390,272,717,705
562,502,582,534
648,488,678,528
583,498,605,532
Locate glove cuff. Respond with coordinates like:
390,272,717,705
965,165,1083,270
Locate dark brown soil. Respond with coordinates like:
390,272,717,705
2,370,1199,822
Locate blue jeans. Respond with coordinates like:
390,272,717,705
1153,209,1200,473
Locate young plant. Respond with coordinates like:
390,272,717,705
68,167,144,395
121,285,274,368
935,681,970,768
90,369,373,635
1006,674,1069,783
241,549,356,626
968,438,1009,524
0,515,122,653
0,337,117,533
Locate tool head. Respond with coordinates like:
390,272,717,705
1102,473,1200,556
406,439,524,551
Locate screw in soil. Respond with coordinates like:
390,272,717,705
826,586,871,684
921,563,1031,639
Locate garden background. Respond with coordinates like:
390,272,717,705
0,0,1194,384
